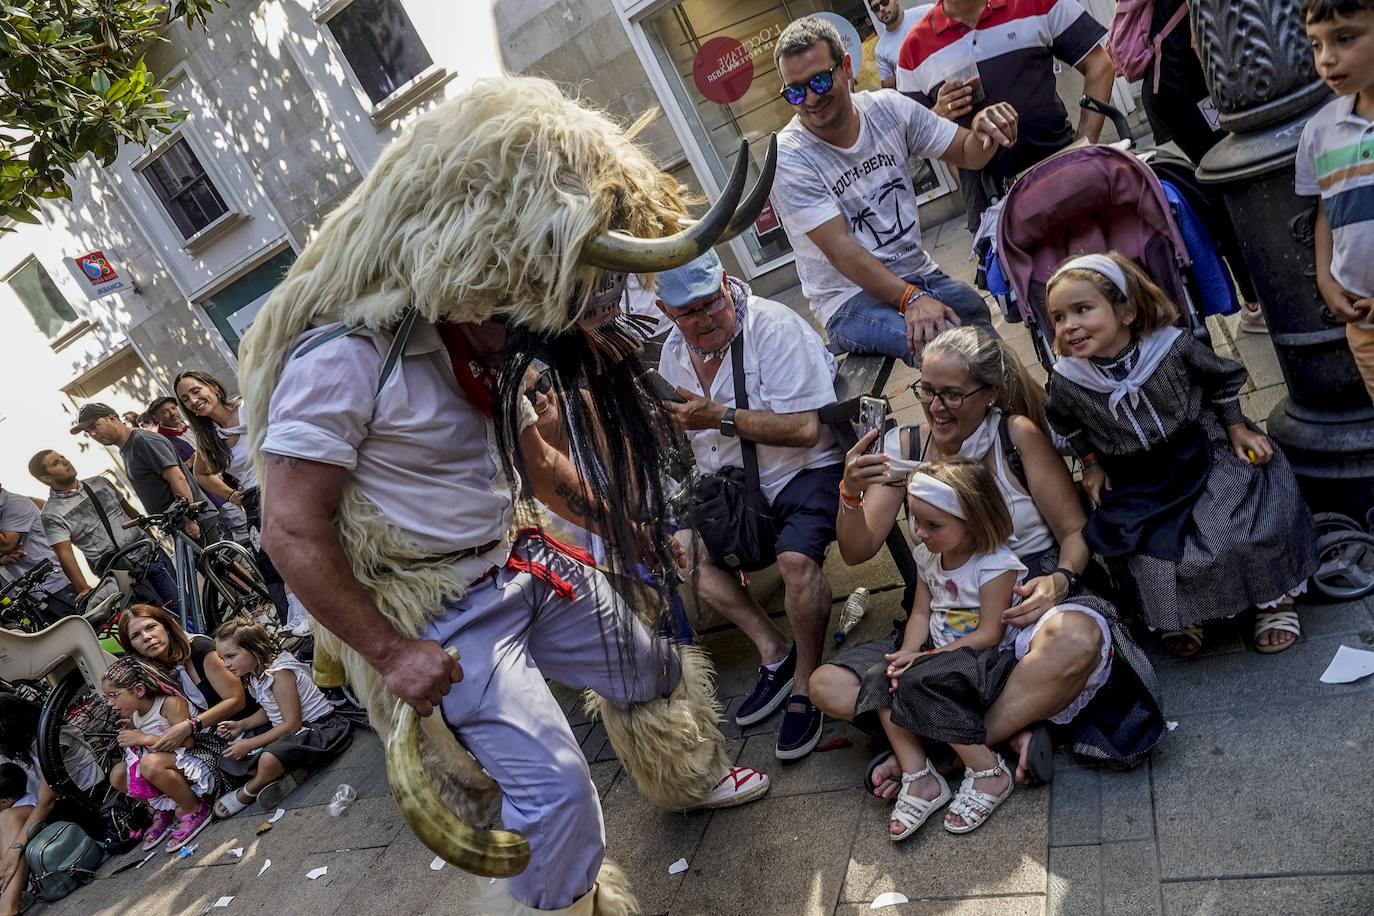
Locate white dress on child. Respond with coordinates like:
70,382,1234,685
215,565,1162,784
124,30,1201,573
129,697,216,811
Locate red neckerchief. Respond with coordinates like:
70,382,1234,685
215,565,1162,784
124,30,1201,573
158,424,187,438
436,322,497,417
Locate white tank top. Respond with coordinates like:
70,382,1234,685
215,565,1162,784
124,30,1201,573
894,410,1056,558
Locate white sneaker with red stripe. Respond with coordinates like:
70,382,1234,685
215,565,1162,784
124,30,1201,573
690,766,770,810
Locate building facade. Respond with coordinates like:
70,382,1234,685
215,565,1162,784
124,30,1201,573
0,0,1125,499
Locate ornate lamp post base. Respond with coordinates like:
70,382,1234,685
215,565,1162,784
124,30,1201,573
1192,0,1374,516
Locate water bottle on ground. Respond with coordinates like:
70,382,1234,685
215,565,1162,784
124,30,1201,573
327,784,357,816
834,587,870,644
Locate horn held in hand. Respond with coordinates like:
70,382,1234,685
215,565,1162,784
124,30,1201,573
385,647,531,877
579,135,778,272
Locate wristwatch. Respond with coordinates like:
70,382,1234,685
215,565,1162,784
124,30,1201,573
719,407,738,438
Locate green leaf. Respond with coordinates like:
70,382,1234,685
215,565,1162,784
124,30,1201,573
91,70,110,95
4,206,40,224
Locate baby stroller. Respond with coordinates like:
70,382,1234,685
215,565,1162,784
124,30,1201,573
995,143,1209,371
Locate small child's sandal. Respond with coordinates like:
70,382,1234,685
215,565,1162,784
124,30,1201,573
214,788,254,818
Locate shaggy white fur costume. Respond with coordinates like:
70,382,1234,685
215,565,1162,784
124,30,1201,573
239,77,731,914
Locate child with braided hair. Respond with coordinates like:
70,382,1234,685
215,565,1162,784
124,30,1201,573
102,657,214,852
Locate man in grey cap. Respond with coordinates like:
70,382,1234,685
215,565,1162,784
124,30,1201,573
656,248,843,761
71,402,219,544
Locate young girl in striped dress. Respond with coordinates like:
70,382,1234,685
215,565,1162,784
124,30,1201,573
1043,252,1317,657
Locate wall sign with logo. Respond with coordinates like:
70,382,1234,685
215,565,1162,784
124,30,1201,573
68,250,134,299
692,36,754,104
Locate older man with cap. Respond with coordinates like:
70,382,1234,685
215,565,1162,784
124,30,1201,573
656,249,845,760
71,403,219,544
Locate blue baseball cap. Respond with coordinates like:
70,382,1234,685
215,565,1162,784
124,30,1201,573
655,249,725,308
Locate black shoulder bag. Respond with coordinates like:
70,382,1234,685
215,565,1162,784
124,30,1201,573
690,330,778,573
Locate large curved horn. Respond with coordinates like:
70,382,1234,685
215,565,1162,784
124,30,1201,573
671,134,778,243
579,138,752,273
718,133,777,244
385,649,531,878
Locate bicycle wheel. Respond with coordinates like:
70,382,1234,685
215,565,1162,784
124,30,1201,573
36,670,123,817
198,542,274,632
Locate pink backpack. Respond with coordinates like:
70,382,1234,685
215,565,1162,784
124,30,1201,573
1107,0,1191,91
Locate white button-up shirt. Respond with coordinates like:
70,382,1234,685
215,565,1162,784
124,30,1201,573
263,321,533,581
659,295,842,504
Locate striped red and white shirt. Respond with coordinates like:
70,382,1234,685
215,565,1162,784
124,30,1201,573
896,0,1104,226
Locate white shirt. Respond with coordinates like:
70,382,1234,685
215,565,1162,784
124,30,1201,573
249,651,335,727
772,91,959,326
875,5,934,82
911,542,1026,648
659,296,842,504
263,321,535,581
219,404,259,491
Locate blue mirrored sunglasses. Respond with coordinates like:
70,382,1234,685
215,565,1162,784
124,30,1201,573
779,63,842,105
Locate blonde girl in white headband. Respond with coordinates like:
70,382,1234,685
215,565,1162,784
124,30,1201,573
852,457,1027,842
1044,251,1317,659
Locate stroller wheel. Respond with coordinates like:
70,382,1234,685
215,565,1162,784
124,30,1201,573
1314,512,1364,538
1310,530,1374,601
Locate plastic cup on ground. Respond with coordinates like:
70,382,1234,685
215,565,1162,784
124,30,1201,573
327,784,356,816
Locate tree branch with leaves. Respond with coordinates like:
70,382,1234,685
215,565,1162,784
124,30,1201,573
0,0,221,225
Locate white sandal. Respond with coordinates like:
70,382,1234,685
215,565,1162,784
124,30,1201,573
888,759,951,842
1253,607,1301,655
944,754,1013,834
213,787,255,818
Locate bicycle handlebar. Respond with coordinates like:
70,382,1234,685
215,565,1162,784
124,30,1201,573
0,559,55,598
122,498,209,530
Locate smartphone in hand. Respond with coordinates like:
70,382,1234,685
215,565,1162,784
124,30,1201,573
643,369,688,403
858,395,887,454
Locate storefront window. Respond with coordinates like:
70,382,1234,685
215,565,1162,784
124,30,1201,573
644,1,951,270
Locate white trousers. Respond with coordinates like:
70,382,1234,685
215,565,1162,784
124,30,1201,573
424,536,680,910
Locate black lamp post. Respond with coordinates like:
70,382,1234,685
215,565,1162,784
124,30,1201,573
1191,0,1374,517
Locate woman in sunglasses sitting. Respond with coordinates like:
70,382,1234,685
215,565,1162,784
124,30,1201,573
809,326,1165,808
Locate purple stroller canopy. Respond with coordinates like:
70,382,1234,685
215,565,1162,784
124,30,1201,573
996,145,1192,331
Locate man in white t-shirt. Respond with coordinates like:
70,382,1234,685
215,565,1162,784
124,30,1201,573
656,250,843,761
771,16,1016,365
872,0,935,88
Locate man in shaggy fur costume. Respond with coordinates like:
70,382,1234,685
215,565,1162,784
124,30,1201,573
237,77,774,914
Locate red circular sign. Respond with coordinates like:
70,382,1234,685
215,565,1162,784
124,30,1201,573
693,36,754,105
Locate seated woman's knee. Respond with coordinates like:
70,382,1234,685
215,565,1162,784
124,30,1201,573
1037,611,1103,674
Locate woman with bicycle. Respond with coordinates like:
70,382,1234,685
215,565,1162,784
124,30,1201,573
174,370,309,635
0,695,102,915
118,604,254,796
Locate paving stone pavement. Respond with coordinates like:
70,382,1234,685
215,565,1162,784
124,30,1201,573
39,220,1374,914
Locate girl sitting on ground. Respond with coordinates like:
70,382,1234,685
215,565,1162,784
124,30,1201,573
103,657,215,852
212,619,353,816
1043,252,1318,657
855,457,1025,841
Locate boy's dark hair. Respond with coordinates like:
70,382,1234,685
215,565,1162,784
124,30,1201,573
1301,0,1374,23
0,762,26,801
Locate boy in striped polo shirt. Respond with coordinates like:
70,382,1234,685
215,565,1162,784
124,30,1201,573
1297,0,1374,400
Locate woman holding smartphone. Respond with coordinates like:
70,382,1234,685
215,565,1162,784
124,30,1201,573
811,326,1164,794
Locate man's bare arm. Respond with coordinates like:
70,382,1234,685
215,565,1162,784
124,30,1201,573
1074,46,1114,142
260,454,462,716
939,102,1019,170
806,216,911,307
51,540,91,594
